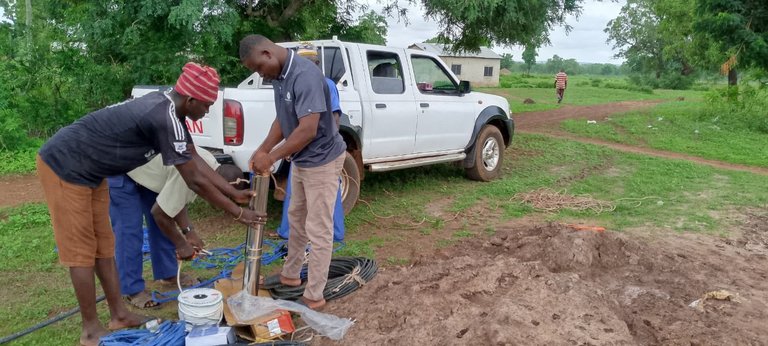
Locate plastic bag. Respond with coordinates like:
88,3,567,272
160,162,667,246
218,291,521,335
227,291,354,340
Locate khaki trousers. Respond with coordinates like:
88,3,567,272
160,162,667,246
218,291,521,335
281,153,345,301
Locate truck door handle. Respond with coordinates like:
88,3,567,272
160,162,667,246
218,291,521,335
375,103,387,109
420,103,429,108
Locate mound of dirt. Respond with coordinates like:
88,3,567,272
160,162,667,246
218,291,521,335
319,223,768,345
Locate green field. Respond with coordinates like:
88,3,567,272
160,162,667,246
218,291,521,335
561,101,768,167
3,132,767,344
480,74,707,114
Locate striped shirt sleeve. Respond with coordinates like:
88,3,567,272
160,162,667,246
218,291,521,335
152,99,194,166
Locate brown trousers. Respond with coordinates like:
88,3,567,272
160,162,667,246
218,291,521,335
36,155,114,267
281,153,345,301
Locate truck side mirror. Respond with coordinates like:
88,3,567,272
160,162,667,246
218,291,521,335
459,80,471,94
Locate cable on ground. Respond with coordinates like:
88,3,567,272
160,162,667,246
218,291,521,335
268,256,378,301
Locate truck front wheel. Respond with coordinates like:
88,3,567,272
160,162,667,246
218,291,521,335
465,125,505,181
340,152,361,215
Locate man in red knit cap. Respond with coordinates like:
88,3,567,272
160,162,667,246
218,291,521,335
37,62,265,346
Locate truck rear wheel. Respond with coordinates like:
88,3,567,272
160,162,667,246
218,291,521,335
465,125,504,181
340,152,361,215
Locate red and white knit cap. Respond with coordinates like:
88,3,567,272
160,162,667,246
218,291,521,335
174,62,220,103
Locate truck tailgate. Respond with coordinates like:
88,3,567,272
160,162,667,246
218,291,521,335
220,87,277,171
131,86,225,150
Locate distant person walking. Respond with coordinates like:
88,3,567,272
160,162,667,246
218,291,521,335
555,69,568,104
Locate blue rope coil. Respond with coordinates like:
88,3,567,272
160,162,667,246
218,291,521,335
150,240,289,304
99,320,185,346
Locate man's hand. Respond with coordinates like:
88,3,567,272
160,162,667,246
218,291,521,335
236,208,267,226
233,189,255,204
176,243,197,261
186,230,205,250
250,151,274,175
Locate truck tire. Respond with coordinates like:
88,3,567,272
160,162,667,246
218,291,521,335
340,152,361,215
465,125,504,181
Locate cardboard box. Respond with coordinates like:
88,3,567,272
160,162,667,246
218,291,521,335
185,325,235,346
215,269,296,341
249,309,295,340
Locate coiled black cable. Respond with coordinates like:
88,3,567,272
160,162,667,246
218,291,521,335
267,257,378,301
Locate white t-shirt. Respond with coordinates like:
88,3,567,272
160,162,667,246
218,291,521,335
127,145,219,217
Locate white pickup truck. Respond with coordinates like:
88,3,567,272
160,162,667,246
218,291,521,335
133,38,514,214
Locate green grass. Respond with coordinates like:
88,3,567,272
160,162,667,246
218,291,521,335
343,133,768,235
3,132,768,344
481,86,705,114
479,73,707,114
0,148,38,176
561,101,768,167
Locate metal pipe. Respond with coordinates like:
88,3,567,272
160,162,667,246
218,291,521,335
242,174,270,295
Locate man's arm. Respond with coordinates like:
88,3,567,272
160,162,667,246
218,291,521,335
249,119,285,173
171,206,204,250
190,147,243,200
175,160,263,225
252,113,319,174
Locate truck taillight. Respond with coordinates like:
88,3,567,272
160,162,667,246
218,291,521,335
223,99,243,146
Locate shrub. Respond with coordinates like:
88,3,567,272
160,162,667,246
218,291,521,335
701,86,768,134
532,80,552,88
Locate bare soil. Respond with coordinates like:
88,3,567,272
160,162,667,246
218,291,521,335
320,221,768,345
0,173,43,208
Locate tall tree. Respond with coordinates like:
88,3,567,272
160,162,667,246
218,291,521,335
605,0,665,78
522,45,537,75
694,0,768,85
605,0,704,88
500,53,514,70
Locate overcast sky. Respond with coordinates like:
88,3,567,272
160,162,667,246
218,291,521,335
360,0,625,64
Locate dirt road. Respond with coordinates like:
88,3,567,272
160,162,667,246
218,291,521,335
0,174,43,208
514,100,768,176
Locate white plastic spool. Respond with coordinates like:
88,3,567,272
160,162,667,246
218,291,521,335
178,288,224,328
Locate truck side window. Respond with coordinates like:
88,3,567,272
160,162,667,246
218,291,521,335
366,51,405,94
411,55,459,94
323,47,346,84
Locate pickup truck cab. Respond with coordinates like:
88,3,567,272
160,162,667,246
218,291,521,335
133,38,514,214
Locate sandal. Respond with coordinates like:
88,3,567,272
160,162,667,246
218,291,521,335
124,291,162,310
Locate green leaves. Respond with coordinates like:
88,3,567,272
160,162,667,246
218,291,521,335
694,0,768,72
421,0,583,52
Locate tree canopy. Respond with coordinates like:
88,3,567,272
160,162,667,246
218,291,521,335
694,0,768,72
0,0,591,147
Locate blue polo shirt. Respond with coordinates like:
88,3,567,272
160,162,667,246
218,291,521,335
271,50,346,167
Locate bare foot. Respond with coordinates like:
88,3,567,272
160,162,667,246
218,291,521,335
280,275,301,287
300,297,326,310
79,325,110,346
107,311,156,331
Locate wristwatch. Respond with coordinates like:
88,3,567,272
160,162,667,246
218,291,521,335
180,225,194,235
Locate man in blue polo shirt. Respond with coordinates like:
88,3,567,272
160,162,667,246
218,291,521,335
239,35,347,310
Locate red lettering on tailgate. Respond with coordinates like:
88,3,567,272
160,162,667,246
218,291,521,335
186,119,204,134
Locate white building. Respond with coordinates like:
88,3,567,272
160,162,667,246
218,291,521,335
408,43,501,87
